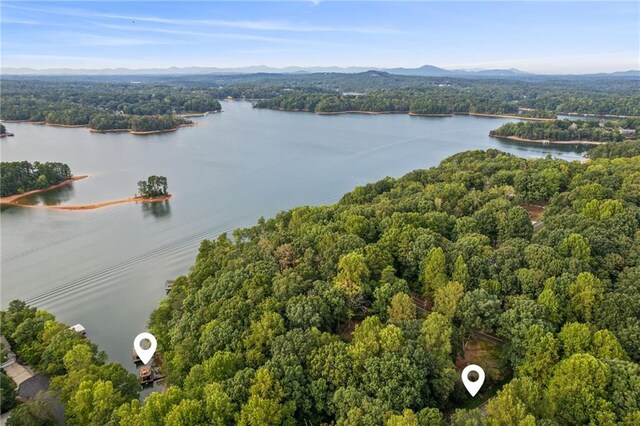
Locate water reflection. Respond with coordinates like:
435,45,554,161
15,184,75,206
493,138,590,158
141,200,171,219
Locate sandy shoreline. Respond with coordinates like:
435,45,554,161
316,110,406,115
0,175,89,204
0,175,172,210
490,135,605,146
129,123,195,135
409,112,454,117
2,118,201,135
465,112,554,121
262,107,554,121
559,112,634,119
91,123,197,135
46,123,88,128
44,194,172,210
178,110,220,118
89,128,131,133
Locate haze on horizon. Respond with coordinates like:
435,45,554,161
1,1,638,75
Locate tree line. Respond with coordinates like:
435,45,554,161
488,118,640,142
248,72,639,117
0,81,221,130
0,161,72,197
2,73,638,126
253,86,639,117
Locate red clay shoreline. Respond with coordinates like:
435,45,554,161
490,134,605,146
264,107,556,121
316,110,406,115
44,194,172,210
0,175,89,204
0,175,172,210
1,111,220,135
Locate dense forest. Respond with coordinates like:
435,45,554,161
253,85,639,117
2,73,639,127
588,139,640,159
244,72,640,117
5,147,640,424
254,90,557,117
0,81,220,130
0,161,72,197
489,118,640,142
142,148,640,425
28,70,636,116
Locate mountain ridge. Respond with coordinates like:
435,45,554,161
2,64,638,77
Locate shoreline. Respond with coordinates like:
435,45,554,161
89,128,131,133
1,116,211,135
89,123,196,134
46,123,88,128
178,110,220,118
129,123,195,135
490,134,605,146
409,112,454,117
316,110,406,116
260,107,554,121
0,175,89,204
0,175,172,210
559,112,633,119
464,112,554,121
44,194,172,210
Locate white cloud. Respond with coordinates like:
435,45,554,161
90,23,343,47
1,18,41,25
3,4,402,34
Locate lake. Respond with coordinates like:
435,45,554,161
0,101,584,371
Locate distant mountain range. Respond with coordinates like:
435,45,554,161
383,65,534,77
2,64,638,77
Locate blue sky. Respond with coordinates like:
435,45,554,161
1,1,638,73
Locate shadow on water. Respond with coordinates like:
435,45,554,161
141,200,171,219
15,184,76,206
493,138,591,158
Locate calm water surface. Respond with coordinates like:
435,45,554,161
1,101,584,371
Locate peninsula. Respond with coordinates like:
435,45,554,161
0,81,221,134
0,175,88,205
489,118,638,145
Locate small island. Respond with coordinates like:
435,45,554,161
137,175,169,198
0,81,222,135
0,123,14,138
489,118,638,145
89,114,195,134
